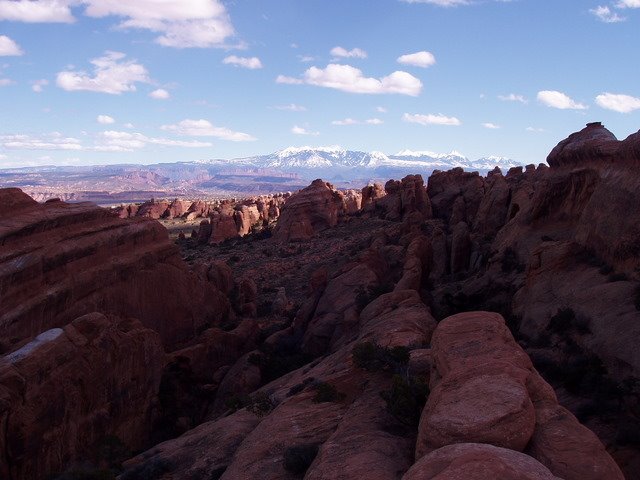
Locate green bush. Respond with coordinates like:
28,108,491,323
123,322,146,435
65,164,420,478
352,342,409,373
380,374,429,427
312,382,345,403
246,391,275,417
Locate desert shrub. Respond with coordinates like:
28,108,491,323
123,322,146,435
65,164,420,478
380,374,429,427
312,382,345,403
286,377,315,397
352,342,409,373
501,247,525,274
246,391,275,417
283,444,319,475
355,283,394,312
225,391,275,417
224,394,251,412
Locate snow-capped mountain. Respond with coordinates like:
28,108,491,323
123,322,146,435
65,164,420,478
206,146,522,180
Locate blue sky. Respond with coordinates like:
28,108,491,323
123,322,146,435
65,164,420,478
0,0,639,168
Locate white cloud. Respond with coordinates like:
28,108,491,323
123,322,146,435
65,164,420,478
160,119,256,141
0,130,211,152
400,0,470,6
616,0,640,8
123,122,135,129
0,0,75,23
292,125,319,136
590,6,626,23
595,92,640,113
279,64,422,96
403,113,461,126
223,55,263,69
298,55,315,63
149,88,170,99
97,114,115,124
32,79,49,92
56,51,150,94
97,130,212,151
274,103,307,112
330,46,367,59
376,106,388,113
1,132,83,150
498,93,527,104
276,74,304,85
0,35,23,56
397,51,436,68
526,127,545,132
332,118,359,126
0,78,14,86
482,122,500,129
537,90,588,110
82,0,235,48
331,117,384,126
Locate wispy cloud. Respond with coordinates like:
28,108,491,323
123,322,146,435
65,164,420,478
31,79,49,93
590,5,626,23
595,92,640,113
0,35,23,56
482,122,500,129
56,51,150,94
0,0,75,23
97,114,115,124
273,104,307,112
277,64,422,96
537,90,588,110
498,93,527,104
149,88,170,99
160,119,256,141
331,118,383,126
330,46,367,59
223,55,263,69
292,125,319,136
397,51,436,68
403,113,461,126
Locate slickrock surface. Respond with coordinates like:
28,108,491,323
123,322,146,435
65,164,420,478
0,189,227,352
0,313,164,480
417,312,623,479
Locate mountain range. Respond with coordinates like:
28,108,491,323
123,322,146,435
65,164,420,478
0,147,523,203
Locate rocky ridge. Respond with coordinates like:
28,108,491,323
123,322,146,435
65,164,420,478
0,123,638,479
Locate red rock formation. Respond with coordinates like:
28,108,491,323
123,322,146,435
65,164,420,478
0,312,165,480
273,179,344,242
0,189,227,352
404,443,562,480
416,311,624,479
